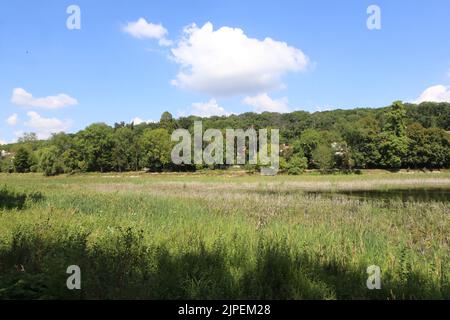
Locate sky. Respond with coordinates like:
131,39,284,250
1,0,450,143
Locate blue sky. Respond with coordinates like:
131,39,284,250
1,0,450,143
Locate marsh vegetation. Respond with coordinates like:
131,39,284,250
0,172,449,299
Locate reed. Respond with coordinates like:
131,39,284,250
0,172,448,299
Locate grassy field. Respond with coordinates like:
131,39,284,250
0,171,449,299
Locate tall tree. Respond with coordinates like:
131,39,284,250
160,111,175,132
76,123,114,172
378,101,409,169
112,127,139,172
39,146,63,176
140,128,172,172
13,147,32,173
384,101,407,137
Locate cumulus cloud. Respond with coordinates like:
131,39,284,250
413,85,450,103
11,88,78,109
170,22,310,97
24,111,71,139
6,113,18,126
0,139,6,145
243,93,289,113
123,18,172,46
190,99,230,117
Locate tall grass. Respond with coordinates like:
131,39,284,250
0,173,448,299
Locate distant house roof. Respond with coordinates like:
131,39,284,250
1,150,12,157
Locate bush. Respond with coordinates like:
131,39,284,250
287,155,308,175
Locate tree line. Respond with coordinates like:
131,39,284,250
1,101,449,175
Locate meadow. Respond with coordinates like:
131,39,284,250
0,171,449,299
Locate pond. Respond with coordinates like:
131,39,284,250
307,188,450,203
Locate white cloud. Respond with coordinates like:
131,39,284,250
123,18,172,46
243,93,289,113
11,88,78,109
158,38,173,47
132,117,155,125
6,113,18,126
190,99,230,117
170,22,310,97
413,85,450,103
0,139,6,145
24,111,71,139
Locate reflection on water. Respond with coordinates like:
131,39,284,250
307,189,450,203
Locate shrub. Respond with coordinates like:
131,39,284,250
287,155,308,175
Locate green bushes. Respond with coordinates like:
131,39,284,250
287,155,308,175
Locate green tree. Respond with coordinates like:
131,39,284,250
312,144,334,172
76,123,114,172
39,146,63,176
17,132,39,151
160,111,175,132
112,127,138,172
61,148,82,173
294,129,323,167
341,115,381,168
49,132,73,153
13,147,32,173
378,133,409,169
140,128,172,171
378,101,409,169
406,123,450,169
0,153,14,173
384,101,407,137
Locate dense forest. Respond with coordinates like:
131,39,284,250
1,101,450,175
